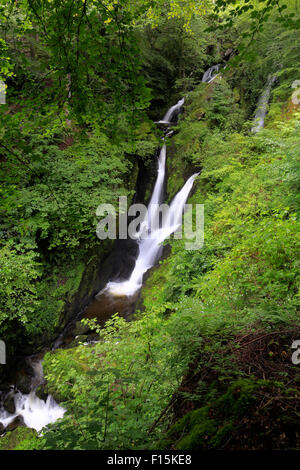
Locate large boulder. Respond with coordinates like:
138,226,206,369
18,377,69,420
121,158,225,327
6,415,25,432
3,391,16,414
0,426,38,450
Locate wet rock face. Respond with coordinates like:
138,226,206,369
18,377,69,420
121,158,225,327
3,390,16,414
6,415,25,432
133,155,157,207
35,384,49,401
5,358,35,395
0,387,16,415
0,422,4,435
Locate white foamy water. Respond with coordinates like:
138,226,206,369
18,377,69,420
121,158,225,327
0,360,65,432
105,172,198,297
163,97,185,122
251,74,277,133
156,97,185,125
0,392,65,432
202,64,220,83
103,98,198,298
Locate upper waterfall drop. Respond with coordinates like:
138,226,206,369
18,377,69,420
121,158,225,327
251,74,277,133
163,97,185,122
202,64,220,83
156,97,185,125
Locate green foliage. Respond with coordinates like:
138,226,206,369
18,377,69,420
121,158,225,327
0,126,135,340
36,308,204,449
1,0,300,452
26,108,299,450
140,15,218,109
148,82,300,320
158,378,297,450
160,378,261,449
0,426,38,450
0,242,40,334
14,132,131,255
211,0,300,37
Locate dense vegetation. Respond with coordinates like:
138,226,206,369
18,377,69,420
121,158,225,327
0,0,299,451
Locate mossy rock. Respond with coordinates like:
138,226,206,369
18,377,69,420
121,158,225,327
137,257,171,311
159,379,261,450
0,427,38,450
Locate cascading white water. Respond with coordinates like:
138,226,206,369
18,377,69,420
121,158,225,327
104,99,198,298
202,64,220,83
149,145,166,206
156,98,185,124
163,97,185,122
0,360,65,432
251,74,277,133
0,392,65,432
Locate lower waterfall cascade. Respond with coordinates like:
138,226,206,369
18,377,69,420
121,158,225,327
0,359,65,432
202,64,220,83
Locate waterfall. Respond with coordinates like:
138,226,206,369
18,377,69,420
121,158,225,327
0,359,65,432
149,145,166,206
106,172,198,297
163,97,185,122
104,99,198,298
251,74,277,133
156,98,185,124
0,392,65,433
202,64,220,83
